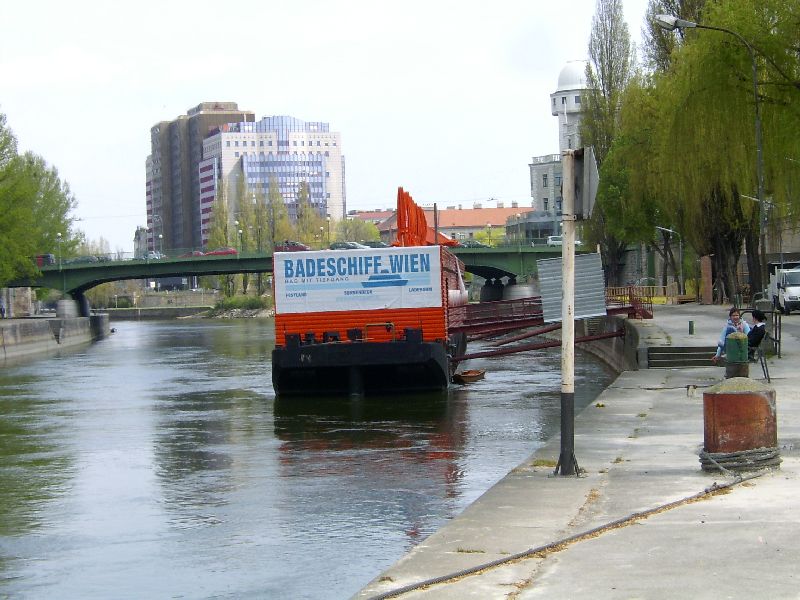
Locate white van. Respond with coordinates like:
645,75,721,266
546,235,562,246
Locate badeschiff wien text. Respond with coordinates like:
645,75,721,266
282,252,432,279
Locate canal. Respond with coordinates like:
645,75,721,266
0,319,616,599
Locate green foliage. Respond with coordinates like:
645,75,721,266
214,295,269,310
0,114,76,287
333,218,380,243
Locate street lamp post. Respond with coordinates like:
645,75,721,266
656,226,684,295
326,216,331,245
158,234,163,255
655,14,767,294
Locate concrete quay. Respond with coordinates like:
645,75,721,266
356,304,799,599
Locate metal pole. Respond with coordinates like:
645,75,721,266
557,149,578,476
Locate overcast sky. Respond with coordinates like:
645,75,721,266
1,0,648,252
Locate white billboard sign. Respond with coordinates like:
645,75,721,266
274,246,442,314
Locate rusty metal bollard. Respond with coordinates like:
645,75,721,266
700,377,780,472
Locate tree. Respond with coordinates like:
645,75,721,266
0,113,76,287
294,181,325,245
266,177,292,248
581,0,638,285
648,0,800,298
206,183,235,296
333,218,380,244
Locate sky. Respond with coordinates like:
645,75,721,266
1,0,649,252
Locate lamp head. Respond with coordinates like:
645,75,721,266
654,14,697,31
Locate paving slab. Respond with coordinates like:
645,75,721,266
355,304,799,600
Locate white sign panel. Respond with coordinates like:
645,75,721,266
274,246,442,314
538,252,606,323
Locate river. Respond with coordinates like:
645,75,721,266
0,319,615,599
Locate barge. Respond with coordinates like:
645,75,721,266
271,189,467,397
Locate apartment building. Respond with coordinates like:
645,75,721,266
146,102,255,252
199,115,345,247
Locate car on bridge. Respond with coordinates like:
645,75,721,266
360,240,389,248
205,247,238,256
275,240,311,252
142,251,165,260
457,240,488,248
329,241,370,250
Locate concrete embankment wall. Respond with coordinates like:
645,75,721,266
105,307,210,320
0,315,109,364
543,315,641,374
577,315,641,373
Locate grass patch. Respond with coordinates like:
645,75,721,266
214,296,269,310
532,458,557,468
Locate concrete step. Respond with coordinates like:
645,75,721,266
647,346,718,368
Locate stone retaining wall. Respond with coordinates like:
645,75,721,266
0,315,109,364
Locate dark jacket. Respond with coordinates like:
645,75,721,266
748,323,766,349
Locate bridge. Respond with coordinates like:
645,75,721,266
9,245,572,316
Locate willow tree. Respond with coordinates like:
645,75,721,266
651,0,800,298
581,0,637,285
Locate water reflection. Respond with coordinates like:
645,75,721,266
275,393,467,499
0,373,71,537
0,320,616,599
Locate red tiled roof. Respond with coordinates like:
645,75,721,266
428,207,535,228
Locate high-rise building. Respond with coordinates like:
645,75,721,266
146,102,255,252
529,61,588,232
198,115,345,247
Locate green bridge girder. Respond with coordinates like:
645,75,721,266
13,253,275,296
10,246,572,297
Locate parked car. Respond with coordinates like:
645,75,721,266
360,240,389,248
458,239,488,248
64,255,100,264
142,251,165,260
274,240,311,252
204,247,238,256
546,236,582,247
329,241,370,250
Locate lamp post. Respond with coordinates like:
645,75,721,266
158,234,163,255
655,14,767,294
56,232,62,270
326,215,331,245
656,226,684,295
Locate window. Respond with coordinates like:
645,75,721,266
543,174,548,188
234,141,239,147
226,141,231,147
552,98,556,106
543,198,549,211
259,141,264,147
235,152,239,157
568,137,573,149
562,96,566,104
555,175,561,186
575,95,581,104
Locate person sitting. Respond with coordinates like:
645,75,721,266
711,307,751,363
748,309,767,362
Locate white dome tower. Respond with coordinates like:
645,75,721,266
550,60,588,152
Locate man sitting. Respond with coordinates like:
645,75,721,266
748,309,767,362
